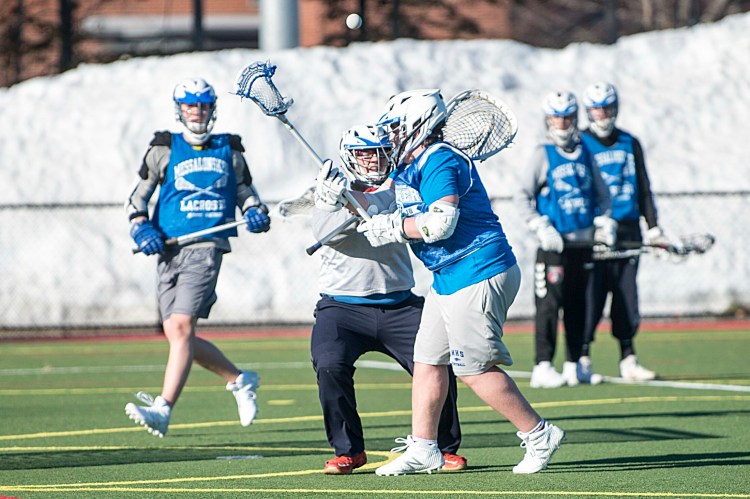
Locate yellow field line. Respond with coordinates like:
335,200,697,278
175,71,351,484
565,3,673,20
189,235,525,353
1,394,749,443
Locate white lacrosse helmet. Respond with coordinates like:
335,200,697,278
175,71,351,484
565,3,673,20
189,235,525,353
542,90,579,148
173,77,217,144
377,89,447,164
582,81,618,138
339,124,394,188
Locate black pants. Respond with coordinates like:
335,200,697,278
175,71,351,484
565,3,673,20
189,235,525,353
534,247,593,364
311,294,461,457
584,256,640,357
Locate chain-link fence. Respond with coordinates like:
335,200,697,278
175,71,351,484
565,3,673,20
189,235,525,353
0,192,746,332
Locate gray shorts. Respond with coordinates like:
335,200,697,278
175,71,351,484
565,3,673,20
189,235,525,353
413,263,521,376
157,246,223,320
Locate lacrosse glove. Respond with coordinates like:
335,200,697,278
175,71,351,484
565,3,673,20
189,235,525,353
357,211,409,247
131,220,165,255
243,204,271,233
593,215,618,247
528,215,564,253
644,226,670,247
314,159,348,212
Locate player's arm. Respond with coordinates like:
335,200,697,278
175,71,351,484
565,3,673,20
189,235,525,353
632,137,658,228
125,144,168,223
514,146,549,224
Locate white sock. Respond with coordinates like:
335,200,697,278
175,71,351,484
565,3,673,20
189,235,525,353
410,435,438,449
524,419,546,436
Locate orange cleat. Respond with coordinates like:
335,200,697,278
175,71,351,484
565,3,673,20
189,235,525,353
442,452,468,471
323,451,368,475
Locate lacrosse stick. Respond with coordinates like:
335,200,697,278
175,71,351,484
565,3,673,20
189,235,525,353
305,89,520,255
233,61,370,222
568,233,715,261
273,185,360,255
132,219,249,254
443,89,519,162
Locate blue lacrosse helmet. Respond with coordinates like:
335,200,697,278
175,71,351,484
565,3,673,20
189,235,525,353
542,90,579,148
582,81,619,138
173,78,217,144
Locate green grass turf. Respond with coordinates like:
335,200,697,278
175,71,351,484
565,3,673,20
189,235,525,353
1,326,749,498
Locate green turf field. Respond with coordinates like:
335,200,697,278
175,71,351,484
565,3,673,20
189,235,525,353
2,325,749,498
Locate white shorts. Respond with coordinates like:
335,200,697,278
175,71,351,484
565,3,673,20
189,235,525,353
413,264,521,376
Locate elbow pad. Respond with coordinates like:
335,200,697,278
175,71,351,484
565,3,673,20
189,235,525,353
414,200,460,243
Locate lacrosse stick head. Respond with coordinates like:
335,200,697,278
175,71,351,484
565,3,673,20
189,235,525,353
339,124,394,189
443,90,519,161
543,90,579,149
377,89,447,165
173,77,217,145
233,61,294,116
275,186,316,220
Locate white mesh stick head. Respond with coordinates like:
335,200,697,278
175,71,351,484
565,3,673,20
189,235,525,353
233,61,293,116
443,90,518,161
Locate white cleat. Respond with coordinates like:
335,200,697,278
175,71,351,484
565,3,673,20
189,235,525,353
513,423,565,474
530,361,566,388
562,361,579,386
577,356,604,385
375,435,444,476
619,355,656,381
125,391,171,438
227,370,260,427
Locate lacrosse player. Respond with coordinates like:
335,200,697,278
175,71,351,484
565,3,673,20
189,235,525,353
515,90,614,389
580,81,664,381
318,89,564,475
311,124,465,475
123,77,270,437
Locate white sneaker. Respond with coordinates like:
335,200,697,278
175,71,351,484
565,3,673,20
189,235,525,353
619,355,656,381
578,356,604,385
530,361,566,388
562,361,579,386
512,422,565,474
125,391,171,438
375,435,444,476
227,370,260,426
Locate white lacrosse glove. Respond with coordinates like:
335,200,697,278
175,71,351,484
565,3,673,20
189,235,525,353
356,211,409,247
593,215,618,247
644,226,670,247
314,159,348,212
528,215,564,253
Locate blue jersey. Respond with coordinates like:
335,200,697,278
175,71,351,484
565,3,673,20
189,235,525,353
536,144,597,233
581,131,640,221
393,143,516,295
154,133,238,239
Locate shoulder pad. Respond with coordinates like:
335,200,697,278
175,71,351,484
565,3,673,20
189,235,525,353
228,134,245,152
149,131,172,147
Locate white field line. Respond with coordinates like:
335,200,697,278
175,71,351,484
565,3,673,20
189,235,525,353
2,359,748,393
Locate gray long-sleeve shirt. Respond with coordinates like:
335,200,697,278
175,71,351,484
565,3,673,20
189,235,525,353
312,188,415,297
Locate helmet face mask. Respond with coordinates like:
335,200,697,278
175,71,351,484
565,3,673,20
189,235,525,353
377,89,447,165
583,81,618,138
173,78,217,144
543,90,579,149
339,124,394,188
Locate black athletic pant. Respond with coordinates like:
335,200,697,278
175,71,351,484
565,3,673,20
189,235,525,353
311,294,462,457
534,247,593,364
583,256,640,359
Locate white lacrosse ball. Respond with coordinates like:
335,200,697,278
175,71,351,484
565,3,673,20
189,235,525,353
346,13,363,30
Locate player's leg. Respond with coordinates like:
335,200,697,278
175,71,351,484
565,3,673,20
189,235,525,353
531,249,565,388
450,265,564,474
312,297,374,474
378,294,464,468
560,248,594,385
611,257,655,379
375,290,449,476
